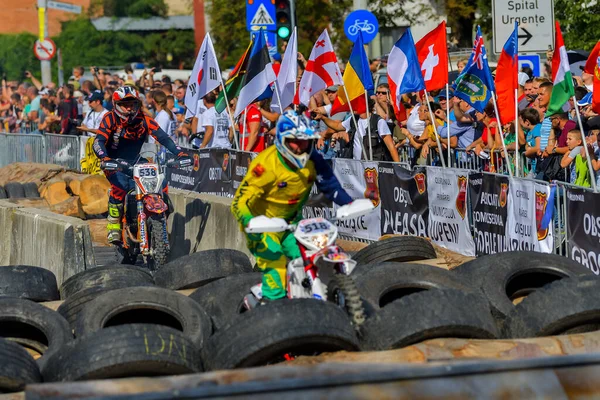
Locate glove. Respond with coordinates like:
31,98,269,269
177,152,189,158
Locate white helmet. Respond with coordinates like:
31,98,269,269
112,86,142,122
275,110,320,169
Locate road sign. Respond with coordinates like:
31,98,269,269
344,9,379,44
47,0,82,14
492,0,554,53
246,0,276,31
519,54,541,77
34,38,56,61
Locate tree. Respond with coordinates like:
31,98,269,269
103,0,169,18
554,0,600,51
0,33,42,81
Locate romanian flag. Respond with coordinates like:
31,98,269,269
331,31,373,115
494,22,518,125
584,40,600,114
215,41,252,114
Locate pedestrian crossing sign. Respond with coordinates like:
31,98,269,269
246,0,276,31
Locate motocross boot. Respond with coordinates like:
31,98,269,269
107,203,124,244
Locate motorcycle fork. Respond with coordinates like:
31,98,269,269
298,244,319,288
137,195,149,254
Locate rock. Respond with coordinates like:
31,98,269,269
50,196,86,219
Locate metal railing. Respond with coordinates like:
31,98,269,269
0,132,85,170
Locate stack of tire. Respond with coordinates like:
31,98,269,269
0,240,598,391
0,182,40,200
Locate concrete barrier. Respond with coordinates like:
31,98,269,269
167,189,251,261
0,200,96,286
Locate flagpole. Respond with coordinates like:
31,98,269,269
242,109,247,151
424,91,446,168
342,84,368,160
490,92,514,178
573,95,597,192
514,88,519,177
273,79,284,113
221,83,240,150
446,84,451,167
364,91,373,161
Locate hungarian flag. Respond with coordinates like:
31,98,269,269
234,30,276,117
547,22,574,116
185,33,222,118
584,40,600,114
295,29,343,106
494,22,518,125
215,41,252,114
415,21,448,91
330,31,373,115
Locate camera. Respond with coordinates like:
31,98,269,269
93,67,99,74
310,111,318,119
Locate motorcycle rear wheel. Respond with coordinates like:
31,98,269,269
327,274,366,328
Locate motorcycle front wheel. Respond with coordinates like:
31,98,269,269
146,215,170,271
327,274,366,328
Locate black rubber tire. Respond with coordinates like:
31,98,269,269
0,338,42,392
4,182,25,199
453,251,592,324
57,282,155,329
352,236,437,267
361,289,498,351
0,298,72,369
73,286,212,348
59,264,154,300
147,216,169,272
504,276,600,338
154,249,253,290
188,272,262,332
327,274,366,327
353,262,473,316
22,182,40,198
202,299,359,371
0,185,7,199
42,324,202,382
0,265,59,302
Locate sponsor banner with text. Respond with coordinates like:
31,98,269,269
167,148,231,196
426,167,475,256
469,173,509,255
534,182,554,254
229,151,254,198
332,158,381,240
379,164,428,237
567,188,600,275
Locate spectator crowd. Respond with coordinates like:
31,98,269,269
1,45,598,189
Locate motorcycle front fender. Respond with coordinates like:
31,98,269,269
142,194,168,214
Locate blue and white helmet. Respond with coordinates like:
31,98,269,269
275,110,320,169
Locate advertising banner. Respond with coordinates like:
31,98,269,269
567,188,600,275
167,148,231,196
469,173,509,255
426,167,475,256
379,164,428,237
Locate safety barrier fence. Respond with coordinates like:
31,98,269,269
0,133,87,170
165,148,599,275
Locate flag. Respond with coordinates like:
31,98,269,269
415,21,448,91
271,28,298,113
234,30,276,117
547,21,574,116
330,31,373,115
215,41,252,114
454,26,495,113
295,29,343,106
388,29,425,122
185,33,221,118
494,22,519,125
584,41,600,114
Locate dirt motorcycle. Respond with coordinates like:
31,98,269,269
243,199,375,327
102,152,191,270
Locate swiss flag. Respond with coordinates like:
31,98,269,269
584,41,600,114
415,21,449,92
294,29,343,106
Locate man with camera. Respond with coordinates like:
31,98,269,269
78,91,108,136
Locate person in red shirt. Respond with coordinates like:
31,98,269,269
238,101,267,152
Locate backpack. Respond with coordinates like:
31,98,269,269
339,114,392,161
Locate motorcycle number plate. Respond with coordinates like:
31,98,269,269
137,166,157,178
298,218,332,235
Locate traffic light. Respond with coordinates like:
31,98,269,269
276,0,292,40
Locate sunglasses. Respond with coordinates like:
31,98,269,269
376,91,388,95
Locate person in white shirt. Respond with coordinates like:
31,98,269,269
78,91,108,136
201,90,233,149
190,98,208,149
315,98,399,162
406,102,425,136
149,90,177,161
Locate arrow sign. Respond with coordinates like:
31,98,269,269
518,27,533,46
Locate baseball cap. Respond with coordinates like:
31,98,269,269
272,53,282,62
438,89,454,99
325,85,339,92
87,90,103,102
577,92,593,107
518,72,529,87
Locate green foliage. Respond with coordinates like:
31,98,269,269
0,33,43,81
103,0,168,18
555,0,600,51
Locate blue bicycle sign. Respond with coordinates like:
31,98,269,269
344,10,379,44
